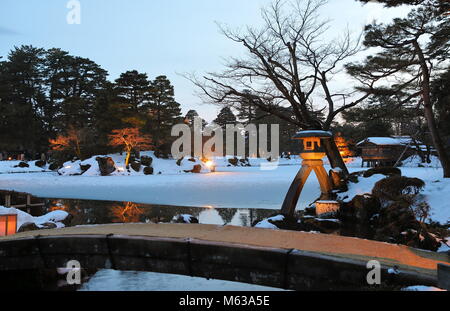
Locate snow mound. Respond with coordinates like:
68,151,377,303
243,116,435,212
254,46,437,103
254,215,285,230
0,206,69,229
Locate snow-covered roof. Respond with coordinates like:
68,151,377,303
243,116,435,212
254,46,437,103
357,137,409,147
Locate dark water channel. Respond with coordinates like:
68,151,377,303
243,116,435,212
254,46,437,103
31,198,279,227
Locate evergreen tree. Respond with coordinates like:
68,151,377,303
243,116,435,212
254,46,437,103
213,107,237,129
184,109,207,129
114,70,150,128
0,45,47,155
347,4,450,177
432,67,450,141
147,75,182,147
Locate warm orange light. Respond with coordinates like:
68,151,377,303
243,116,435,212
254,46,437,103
0,214,17,237
205,160,216,172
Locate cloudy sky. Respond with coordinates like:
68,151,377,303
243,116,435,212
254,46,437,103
0,0,410,122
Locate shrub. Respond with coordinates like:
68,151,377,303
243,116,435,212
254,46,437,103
372,176,425,202
363,167,401,178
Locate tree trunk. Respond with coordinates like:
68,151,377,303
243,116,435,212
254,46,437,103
322,137,349,177
125,150,131,168
414,41,450,178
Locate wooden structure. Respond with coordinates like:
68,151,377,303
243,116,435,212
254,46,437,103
0,215,17,237
356,137,417,168
281,131,333,216
0,190,46,212
0,223,445,290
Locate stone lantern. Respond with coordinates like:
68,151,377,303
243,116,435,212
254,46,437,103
281,130,333,216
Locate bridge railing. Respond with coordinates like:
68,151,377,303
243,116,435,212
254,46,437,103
0,234,438,290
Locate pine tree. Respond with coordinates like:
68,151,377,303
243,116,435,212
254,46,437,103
347,4,450,177
114,70,150,128
147,76,182,148
213,107,237,129
0,45,47,155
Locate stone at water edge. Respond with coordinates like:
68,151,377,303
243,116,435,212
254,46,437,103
35,160,46,168
140,156,153,167
17,222,40,233
14,162,29,168
184,164,202,174
79,164,92,174
95,157,116,176
130,161,141,172
143,166,154,175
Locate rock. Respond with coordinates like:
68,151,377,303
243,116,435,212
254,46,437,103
185,164,202,174
140,156,153,167
61,213,73,227
18,222,40,233
192,164,202,173
40,222,57,230
253,214,302,231
130,161,141,172
79,164,91,174
143,166,154,175
95,157,116,176
15,162,29,168
228,157,239,166
340,195,381,224
363,167,402,178
300,218,341,233
49,162,61,171
172,214,199,224
35,160,46,168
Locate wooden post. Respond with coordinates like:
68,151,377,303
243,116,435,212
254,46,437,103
5,195,11,207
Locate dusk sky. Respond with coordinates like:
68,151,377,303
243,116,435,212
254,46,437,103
0,0,410,122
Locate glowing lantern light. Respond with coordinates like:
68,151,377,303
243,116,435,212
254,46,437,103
0,214,18,237
204,160,216,172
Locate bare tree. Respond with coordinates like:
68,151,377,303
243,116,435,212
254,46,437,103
187,0,371,175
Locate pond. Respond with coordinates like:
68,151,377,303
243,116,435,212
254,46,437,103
30,198,280,228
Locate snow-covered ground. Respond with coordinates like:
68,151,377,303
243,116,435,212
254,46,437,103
0,160,49,174
0,156,448,224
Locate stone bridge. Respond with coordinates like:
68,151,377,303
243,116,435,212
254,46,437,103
0,224,448,290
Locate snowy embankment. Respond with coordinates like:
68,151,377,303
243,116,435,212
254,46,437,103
0,160,49,174
0,206,69,229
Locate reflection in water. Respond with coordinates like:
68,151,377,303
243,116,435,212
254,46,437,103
40,199,278,228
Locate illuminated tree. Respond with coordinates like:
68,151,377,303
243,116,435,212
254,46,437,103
49,127,85,159
108,127,152,167
110,202,144,223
